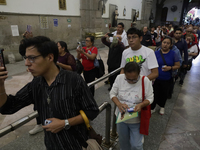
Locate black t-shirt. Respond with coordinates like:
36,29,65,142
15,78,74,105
151,32,157,41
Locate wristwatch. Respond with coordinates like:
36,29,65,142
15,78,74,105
64,119,70,130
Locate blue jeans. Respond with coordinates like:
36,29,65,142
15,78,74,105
117,122,143,150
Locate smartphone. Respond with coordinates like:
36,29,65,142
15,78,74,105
108,33,114,37
127,108,134,113
44,119,52,125
27,25,32,33
0,49,6,70
77,42,82,49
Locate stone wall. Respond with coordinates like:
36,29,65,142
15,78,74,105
0,0,153,64
0,13,81,63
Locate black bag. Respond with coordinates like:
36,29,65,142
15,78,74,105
90,48,105,78
76,59,84,74
95,55,105,78
186,59,192,71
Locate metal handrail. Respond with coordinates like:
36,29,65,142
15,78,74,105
88,67,121,88
0,111,38,137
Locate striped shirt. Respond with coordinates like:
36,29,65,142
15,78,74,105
0,69,99,150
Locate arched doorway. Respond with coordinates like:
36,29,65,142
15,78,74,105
161,7,168,22
184,7,200,25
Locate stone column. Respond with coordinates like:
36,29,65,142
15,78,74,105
140,0,153,27
80,0,103,37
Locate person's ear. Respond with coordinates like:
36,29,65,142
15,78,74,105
48,54,54,62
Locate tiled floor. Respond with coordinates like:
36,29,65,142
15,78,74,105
159,56,200,150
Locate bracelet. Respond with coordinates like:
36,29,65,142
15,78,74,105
0,92,6,96
171,66,173,70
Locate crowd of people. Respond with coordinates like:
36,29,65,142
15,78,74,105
0,21,199,150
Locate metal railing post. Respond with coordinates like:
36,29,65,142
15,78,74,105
99,102,111,145
111,105,118,139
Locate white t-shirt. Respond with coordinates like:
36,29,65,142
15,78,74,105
120,46,158,77
188,45,198,59
110,74,154,124
154,29,161,42
109,30,129,47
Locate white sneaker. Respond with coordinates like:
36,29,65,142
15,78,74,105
159,108,165,115
142,136,144,144
151,109,156,114
29,124,43,135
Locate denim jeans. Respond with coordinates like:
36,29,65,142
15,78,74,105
117,122,143,150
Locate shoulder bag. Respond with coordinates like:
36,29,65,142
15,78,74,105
76,58,84,74
91,47,105,78
140,76,151,135
80,110,103,150
160,50,177,78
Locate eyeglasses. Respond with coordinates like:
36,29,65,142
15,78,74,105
127,36,139,41
125,76,140,83
85,40,91,42
23,55,42,63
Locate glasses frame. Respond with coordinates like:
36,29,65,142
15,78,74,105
125,75,140,83
127,35,139,41
23,55,42,63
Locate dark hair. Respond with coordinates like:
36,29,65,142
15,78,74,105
174,25,179,30
124,62,141,74
57,41,70,53
162,36,172,45
118,22,124,28
127,27,142,37
86,36,95,46
174,27,183,33
19,36,58,64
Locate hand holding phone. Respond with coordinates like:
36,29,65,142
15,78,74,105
77,42,82,49
27,25,32,33
108,33,114,37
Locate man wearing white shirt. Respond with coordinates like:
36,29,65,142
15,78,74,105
120,27,158,81
154,25,162,46
109,22,129,48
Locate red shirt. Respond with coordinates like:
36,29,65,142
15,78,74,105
81,46,98,71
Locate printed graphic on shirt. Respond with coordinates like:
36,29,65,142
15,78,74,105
118,89,141,107
126,55,146,65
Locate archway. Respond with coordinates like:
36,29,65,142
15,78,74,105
184,7,200,25
161,7,168,22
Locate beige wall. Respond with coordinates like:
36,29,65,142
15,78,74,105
0,13,81,63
